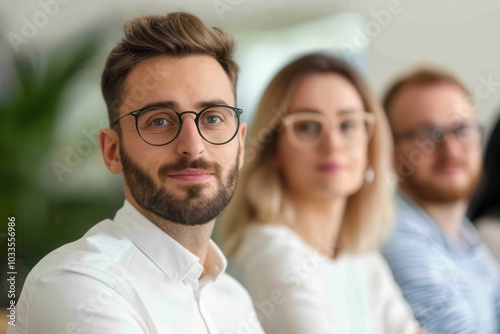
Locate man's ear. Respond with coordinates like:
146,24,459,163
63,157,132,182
99,128,122,174
237,123,247,169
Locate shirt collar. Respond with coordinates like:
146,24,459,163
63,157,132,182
396,188,480,251
111,200,227,284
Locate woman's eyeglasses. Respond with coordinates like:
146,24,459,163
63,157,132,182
281,110,375,149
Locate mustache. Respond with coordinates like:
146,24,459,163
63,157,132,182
158,157,222,181
433,158,466,171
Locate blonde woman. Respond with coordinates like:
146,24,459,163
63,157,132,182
221,53,423,334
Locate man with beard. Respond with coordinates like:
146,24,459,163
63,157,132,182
381,68,500,334
9,12,264,334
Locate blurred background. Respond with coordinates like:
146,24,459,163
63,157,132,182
1,0,500,319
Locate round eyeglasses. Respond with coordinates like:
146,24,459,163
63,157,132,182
281,110,375,149
393,123,483,150
111,105,243,146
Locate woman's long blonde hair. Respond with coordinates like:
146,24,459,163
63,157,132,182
221,53,394,257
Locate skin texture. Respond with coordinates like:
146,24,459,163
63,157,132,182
99,54,246,267
275,73,369,257
389,83,482,238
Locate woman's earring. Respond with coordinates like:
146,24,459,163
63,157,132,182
364,168,375,183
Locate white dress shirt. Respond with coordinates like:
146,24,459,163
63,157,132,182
8,201,264,334
229,224,420,334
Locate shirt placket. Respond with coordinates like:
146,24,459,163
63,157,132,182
195,281,219,334
186,265,218,334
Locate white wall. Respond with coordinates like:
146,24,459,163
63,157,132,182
359,0,500,135
3,0,500,133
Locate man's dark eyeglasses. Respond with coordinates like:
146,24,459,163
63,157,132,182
111,105,243,146
393,123,483,148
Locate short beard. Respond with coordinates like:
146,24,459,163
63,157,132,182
120,147,239,226
403,162,481,203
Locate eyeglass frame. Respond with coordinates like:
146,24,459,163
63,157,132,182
111,104,243,146
280,110,376,148
393,122,484,148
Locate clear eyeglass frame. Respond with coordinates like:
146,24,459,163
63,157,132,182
280,110,376,149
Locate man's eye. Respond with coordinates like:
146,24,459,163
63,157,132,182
455,124,472,136
420,128,438,140
206,115,222,124
151,118,169,126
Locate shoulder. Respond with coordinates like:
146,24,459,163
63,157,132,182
351,253,420,333
392,196,430,236
24,219,136,298
14,220,150,331
229,225,324,291
217,272,257,304
357,253,414,299
14,261,140,333
232,225,314,271
345,252,393,281
384,198,436,257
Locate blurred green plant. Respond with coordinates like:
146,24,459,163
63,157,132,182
0,35,122,306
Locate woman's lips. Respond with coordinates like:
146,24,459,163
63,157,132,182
168,169,213,181
316,163,343,173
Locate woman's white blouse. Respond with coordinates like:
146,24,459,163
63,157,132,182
229,224,419,334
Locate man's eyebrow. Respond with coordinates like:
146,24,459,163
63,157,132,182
137,101,179,110
419,122,445,129
195,99,231,109
136,99,231,111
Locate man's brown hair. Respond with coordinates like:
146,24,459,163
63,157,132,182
101,12,238,127
382,67,471,125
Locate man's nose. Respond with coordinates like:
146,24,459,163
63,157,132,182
175,115,205,158
438,131,462,156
